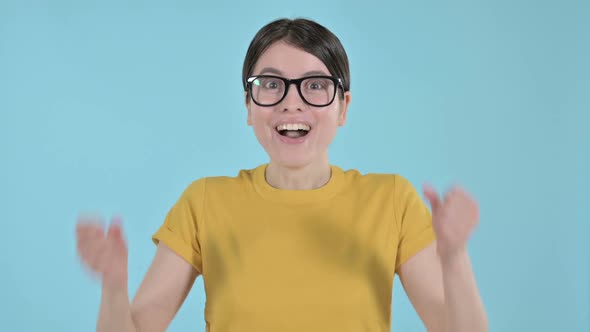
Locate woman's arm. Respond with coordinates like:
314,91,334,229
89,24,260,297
97,286,137,332
399,242,488,332
128,243,199,332
77,220,198,332
440,249,488,332
96,243,198,332
398,184,488,332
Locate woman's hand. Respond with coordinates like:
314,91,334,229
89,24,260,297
423,184,479,263
76,215,129,290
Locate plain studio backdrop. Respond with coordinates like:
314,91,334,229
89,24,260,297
0,0,588,331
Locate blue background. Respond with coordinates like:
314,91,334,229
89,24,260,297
1,0,588,331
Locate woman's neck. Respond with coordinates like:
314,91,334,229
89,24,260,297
265,159,332,190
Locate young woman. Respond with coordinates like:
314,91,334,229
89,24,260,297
76,18,488,332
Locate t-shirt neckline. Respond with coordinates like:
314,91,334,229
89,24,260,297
251,163,345,204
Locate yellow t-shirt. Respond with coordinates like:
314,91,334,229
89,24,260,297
152,164,435,332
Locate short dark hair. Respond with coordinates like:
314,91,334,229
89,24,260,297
242,18,350,97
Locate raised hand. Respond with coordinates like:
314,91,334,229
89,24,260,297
76,215,129,290
423,184,479,262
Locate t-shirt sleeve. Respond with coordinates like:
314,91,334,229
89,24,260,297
152,178,206,273
393,175,436,274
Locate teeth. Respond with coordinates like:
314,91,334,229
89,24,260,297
276,123,311,131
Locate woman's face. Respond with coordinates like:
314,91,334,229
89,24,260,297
245,41,351,169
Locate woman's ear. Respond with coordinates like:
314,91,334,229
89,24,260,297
245,92,252,126
338,92,351,126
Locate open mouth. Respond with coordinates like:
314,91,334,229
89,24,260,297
276,123,311,138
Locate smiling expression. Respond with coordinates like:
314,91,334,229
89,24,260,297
246,41,351,169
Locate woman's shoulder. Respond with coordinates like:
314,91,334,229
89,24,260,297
180,164,263,193
339,166,416,190
339,167,425,212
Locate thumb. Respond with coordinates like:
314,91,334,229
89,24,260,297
107,215,125,243
423,183,441,213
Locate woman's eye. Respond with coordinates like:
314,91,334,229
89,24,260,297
258,78,281,89
306,80,327,90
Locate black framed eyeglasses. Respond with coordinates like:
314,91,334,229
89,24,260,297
245,75,344,107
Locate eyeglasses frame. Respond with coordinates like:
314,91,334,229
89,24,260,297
245,74,345,107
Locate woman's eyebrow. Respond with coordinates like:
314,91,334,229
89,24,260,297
256,68,330,77
302,70,330,76
258,67,283,75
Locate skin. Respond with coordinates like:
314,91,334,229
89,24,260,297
76,41,487,332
